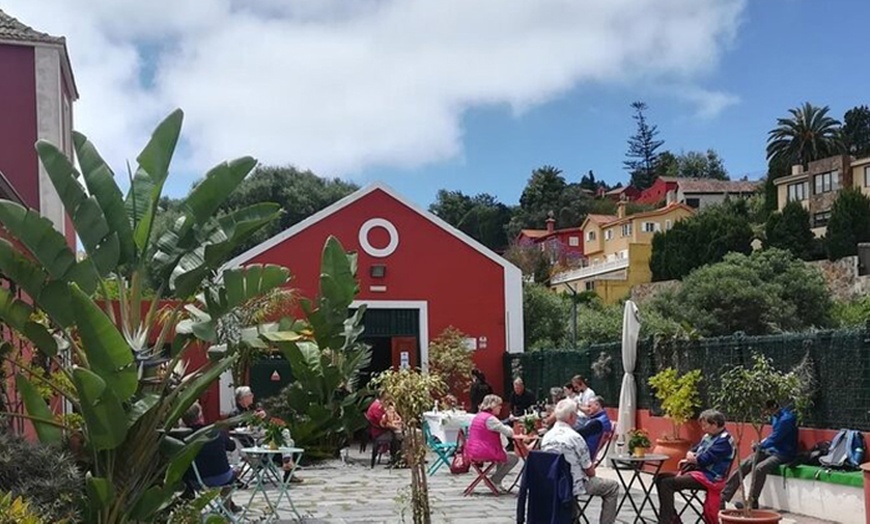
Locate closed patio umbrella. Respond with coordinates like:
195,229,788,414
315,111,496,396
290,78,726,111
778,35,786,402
616,300,641,444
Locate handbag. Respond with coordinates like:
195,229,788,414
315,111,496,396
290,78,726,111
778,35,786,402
450,429,471,474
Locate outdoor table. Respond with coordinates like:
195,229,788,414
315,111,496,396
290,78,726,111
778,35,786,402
240,446,305,522
422,410,475,444
609,453,669,524
507,434,541,491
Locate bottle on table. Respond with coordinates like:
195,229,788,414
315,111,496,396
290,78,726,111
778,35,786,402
615,433,626,456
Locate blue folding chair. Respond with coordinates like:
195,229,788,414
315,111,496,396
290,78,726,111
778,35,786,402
422,420,458,476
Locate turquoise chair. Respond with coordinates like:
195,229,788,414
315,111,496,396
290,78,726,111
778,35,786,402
422,420,458,476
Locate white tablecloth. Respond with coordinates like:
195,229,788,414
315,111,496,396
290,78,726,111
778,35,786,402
423,410,476,444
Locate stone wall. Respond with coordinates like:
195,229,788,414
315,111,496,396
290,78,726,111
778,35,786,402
630,279,681,305
809,256,870,301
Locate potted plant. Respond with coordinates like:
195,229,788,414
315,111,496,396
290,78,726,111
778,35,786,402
521,413,539,435
648,367,702,472
714,354,810,524
628,429,651,457
263,417,289,449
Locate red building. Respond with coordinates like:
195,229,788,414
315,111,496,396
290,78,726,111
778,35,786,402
0,9,78,247
516,214,585,266
636,177,679,206
225,183,524,403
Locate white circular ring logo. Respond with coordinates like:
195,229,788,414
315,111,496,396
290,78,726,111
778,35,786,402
358,218,399,258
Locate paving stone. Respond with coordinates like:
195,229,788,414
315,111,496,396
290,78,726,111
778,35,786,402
233,447,835,523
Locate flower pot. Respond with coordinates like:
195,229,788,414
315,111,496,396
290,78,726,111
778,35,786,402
652,437,692,473
719,509,782,523
632,447,646,458
269,441,279,450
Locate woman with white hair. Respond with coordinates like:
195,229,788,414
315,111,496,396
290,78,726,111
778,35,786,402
465,394,520,493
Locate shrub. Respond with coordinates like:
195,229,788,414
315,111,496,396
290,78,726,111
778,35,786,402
648,368,702,440
523,283,571,349
764,200,815,260
672,249,832,336
428,327,475,396
826,187,870,260
0,492,46,524
831,296,870,327
0,431,83,522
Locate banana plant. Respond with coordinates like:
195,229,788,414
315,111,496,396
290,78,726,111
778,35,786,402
260,237,372,457
0,109,285,522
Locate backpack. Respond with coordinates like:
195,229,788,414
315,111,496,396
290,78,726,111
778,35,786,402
450,429,470,474
818,429,865,470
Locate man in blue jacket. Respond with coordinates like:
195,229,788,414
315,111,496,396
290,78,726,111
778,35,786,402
657,409,735,524
720,401,798,509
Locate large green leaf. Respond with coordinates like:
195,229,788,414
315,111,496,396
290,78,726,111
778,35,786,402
85,474,115,511
163,354,237,430
127,110,184,254
74,131,136,266
15,374,62,444
320,236,357,309
182,157,257,225
202,203,282,266
36,141,119,275
127,393,160,429
129,485,175,521
0,200,97,293
222,264,291,310
0,286,58,356
70,286,137,402
0,238,73,327
73,367,128,451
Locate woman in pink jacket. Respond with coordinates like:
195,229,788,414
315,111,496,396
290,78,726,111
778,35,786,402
465,394,519,493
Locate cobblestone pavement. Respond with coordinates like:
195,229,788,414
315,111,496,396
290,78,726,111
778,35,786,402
232,447,837,524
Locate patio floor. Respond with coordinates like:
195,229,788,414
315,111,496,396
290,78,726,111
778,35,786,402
233,447,838,523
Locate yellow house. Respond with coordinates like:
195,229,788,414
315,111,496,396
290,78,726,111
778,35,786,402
773,154,870,237
551,202,695,303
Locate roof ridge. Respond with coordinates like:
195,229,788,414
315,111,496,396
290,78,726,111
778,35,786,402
0,9,66,45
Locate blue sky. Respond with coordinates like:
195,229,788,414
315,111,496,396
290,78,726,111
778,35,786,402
360,0,870,208
9,0,869,211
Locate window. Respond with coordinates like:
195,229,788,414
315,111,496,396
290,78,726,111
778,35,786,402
665,220,672,230
584,281,595,291
814,171,839,194
865,166,870,187
568,236,580,247
787,182,808,202
686,198,700,208
813,211,831,228
586,231,596,242
621,223,632,237
642,222,658,233
605,229,613,241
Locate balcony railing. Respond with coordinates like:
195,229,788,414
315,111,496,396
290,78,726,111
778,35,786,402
551,257,629,284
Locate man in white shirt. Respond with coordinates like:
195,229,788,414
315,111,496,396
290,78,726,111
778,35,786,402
572,375,596,415
541,398,619,524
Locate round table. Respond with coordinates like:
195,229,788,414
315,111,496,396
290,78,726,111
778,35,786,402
609,453,670,524
240,446,305,522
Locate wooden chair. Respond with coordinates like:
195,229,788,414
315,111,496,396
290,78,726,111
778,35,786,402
463,460,500,496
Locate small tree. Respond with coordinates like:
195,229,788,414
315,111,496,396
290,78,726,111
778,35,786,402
428,327,475,397
624,101,665,190
648,368,702,440
371,369,446,524
826,187,870,260
714,354,811,517
764,201,814,260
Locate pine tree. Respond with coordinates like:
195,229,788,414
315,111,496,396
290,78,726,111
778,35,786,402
624,101,664,190
765,201,814,260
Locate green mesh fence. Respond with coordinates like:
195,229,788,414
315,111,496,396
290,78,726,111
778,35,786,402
505,326,870,431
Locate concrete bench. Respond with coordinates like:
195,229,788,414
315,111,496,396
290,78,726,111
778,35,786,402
758,465,864,524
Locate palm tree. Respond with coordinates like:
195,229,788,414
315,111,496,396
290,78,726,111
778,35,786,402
767,103,843,167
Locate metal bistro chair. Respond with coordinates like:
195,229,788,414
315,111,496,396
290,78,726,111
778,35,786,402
189,462,240,523
677,461,733,524
423,420,458,475
593,428,614,468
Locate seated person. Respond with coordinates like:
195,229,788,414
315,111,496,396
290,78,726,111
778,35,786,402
384,402,403,433
574,396,612,457
721,400,797,510
469,369,493,414
571,375,596,416
541,398,619,524
656,409,735,524
507,377,536,420
466,394,521,493
182,402,240,511
366,390,399,460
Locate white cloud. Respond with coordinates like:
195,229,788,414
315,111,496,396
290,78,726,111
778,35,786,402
673,86,742,119
5,0,746,183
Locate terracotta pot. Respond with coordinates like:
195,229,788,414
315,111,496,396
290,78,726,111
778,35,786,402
719,509,782,523
652,438,692,473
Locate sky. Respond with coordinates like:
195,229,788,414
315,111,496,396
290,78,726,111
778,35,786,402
6,0,870,210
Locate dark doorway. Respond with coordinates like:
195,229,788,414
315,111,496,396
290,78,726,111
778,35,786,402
355,308,421,390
